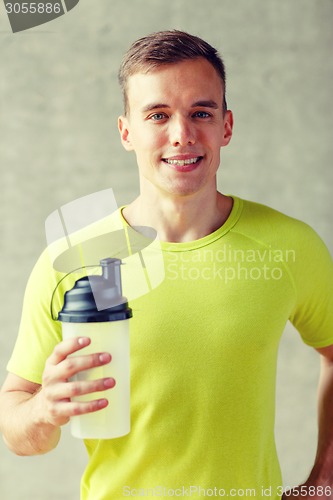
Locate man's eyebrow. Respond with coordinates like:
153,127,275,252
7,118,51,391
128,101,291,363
192,100,219,109
141,103,170,113
141,100,219,113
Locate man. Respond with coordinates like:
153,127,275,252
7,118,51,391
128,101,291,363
1,30,333,499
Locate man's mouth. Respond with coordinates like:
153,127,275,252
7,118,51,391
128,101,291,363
162,156,203,167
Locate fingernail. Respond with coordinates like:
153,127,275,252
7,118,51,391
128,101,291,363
104,378,116,388
78,337,89,346
99,353,111,363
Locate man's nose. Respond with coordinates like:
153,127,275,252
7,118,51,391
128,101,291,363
169,116,196,146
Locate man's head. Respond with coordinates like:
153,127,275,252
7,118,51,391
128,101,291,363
118,30,228,116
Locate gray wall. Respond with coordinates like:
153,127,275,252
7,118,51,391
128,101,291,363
0,0,332,498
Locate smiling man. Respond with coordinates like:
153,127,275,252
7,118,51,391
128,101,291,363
118,56,233,243
1,30,333,500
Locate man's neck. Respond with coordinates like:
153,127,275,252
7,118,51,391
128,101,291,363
122,190,233,243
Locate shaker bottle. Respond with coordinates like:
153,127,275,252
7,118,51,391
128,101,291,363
58,258,132,439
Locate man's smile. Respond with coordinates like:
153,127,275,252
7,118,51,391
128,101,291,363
162,156,203,172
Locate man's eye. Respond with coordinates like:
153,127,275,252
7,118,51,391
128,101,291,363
193,111,211,118
150,113,167,121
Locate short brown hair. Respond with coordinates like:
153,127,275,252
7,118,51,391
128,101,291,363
118,30,228,115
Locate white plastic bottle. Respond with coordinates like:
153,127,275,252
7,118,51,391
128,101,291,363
58,258,132,439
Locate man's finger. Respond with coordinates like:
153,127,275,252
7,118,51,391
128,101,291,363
49,378,116,400
47,337,91,366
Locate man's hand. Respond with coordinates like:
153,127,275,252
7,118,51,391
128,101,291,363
39,336,116,427
0,336,116,455
282,344,333,500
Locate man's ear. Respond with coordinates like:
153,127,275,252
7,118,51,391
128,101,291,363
221,110,233,147
118,115,133,151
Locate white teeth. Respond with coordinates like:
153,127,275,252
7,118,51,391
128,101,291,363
164,157,200,166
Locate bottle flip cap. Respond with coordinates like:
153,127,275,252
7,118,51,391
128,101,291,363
58,258,132,323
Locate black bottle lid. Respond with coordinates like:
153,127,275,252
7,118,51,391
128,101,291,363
58,258,132,323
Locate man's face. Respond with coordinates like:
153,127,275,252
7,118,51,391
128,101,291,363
118,57,233,198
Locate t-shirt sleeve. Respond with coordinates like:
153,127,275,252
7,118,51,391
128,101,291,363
6,209,125,385
6,249,64,384
288,223,333,348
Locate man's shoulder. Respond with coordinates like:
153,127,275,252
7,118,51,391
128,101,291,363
239,197,310,229
235,196,322,248
45,207,126,275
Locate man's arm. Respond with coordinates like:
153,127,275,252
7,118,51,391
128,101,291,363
283,343,333,498
0,375,60,455
307,345,333,486
0,336,115,456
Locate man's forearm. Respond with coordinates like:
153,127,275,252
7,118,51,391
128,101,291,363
0,389,61,456
308,355,333,485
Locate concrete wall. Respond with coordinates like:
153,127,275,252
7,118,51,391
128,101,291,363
0,0,332,498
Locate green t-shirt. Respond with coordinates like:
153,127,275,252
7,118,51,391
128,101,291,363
7,196,333,499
